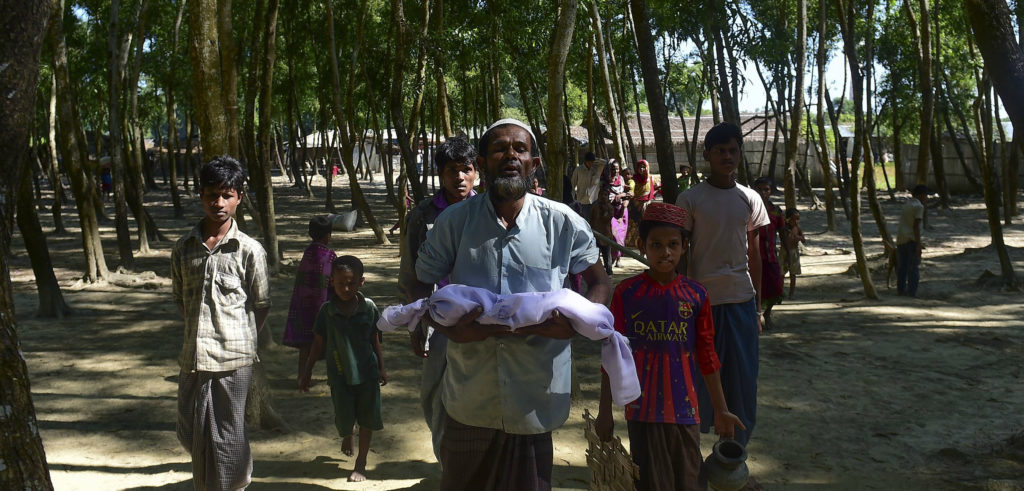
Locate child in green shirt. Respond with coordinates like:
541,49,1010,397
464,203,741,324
299,255,387,482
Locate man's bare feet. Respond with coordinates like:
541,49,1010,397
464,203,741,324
341,436,354,457
348,458,368,482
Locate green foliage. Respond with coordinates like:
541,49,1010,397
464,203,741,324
40,0,997,173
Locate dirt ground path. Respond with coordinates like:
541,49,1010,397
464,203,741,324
10,173,1024,489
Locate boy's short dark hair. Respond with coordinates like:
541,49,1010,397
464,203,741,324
434,136,477,172
333,255,364,277
753,176,774,192
639,220,688,242
309,215,333,240
785,208,800,219
200,155,247,192
704,122,743,151
911,184,930,197
584,151,597,162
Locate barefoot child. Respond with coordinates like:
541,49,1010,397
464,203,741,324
753,177,784,330
596,203,744,490
299,256,387,482
283,216,336,385
780,208,806,299
590,186,616,276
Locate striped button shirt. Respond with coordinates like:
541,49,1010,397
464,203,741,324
172,218,272,372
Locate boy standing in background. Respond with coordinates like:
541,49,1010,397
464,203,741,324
172,156,271,491
675,122,768,448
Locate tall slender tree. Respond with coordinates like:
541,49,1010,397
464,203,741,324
50,0,110,282
108,0,137,269
905,0,934,187
815,0,837,230
784,0,807,211
589,1,626,166
545,0,578,202
188,0,231,156
254,0,281,273
963,0,1020,288
836,0,879,299
629,0,678,203
0,0,55,487
326,0,389,245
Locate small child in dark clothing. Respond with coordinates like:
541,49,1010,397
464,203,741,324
299,256,387,482
596,202,744,491
590,186,616,276
780,208,806,298
283,215,336,385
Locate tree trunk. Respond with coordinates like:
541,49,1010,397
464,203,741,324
905,0,934,186
242,0,266,169
46,75,67,234
166,88,184,218
606,19,637,164
405,0,432,194
326,0,389,245
321,125,336,213
930,119,951,207
802,100,823,207
17,168,72,318
285,63,310,196
0,0,55,487
930,3,952,207
964,0,1022,287
824,85,851,219
784,0,807,211
939,92,984,193
545,0,578,202
218,0,241,158
1006,141,1020,222
712,10,739,124
994,92,1013,224
388,0,424,205
50,0,109,282
586,34,597,154
944,70,986,179
836,0,878,299
189,0,230,156
255,0,281,273
185,111,198,192
108,0,136,270
126,0,154,257
589,2,625,165
162,0,188,192
861,1,892,249
893,116,907,194
629,0,677,203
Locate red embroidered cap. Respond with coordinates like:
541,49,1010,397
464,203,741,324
642,202,687,228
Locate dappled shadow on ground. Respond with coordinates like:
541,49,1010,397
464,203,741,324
11,176,1024,489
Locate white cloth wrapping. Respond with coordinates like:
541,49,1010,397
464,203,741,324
378,284,641,406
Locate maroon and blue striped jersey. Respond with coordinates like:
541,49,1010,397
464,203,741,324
611,272,720,424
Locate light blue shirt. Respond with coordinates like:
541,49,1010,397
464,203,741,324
416,192,599,434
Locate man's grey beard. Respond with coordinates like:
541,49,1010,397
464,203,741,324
487,171,534,204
